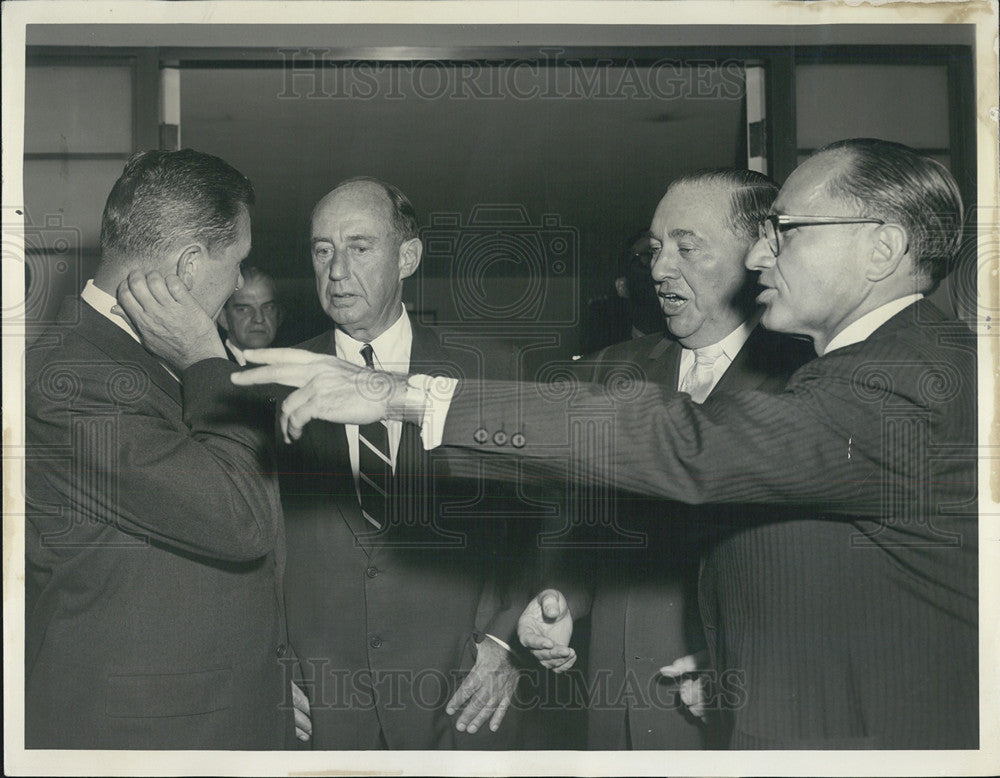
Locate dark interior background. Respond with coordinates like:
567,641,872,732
21,24,978,366
179,61,745,349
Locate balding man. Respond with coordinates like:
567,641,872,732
236,139,978,749
271,178,524,749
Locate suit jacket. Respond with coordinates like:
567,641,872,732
25,298,292,749
441,299,978,749
280,320,527,749
568,327,812,749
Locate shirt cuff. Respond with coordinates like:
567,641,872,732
484,633,512,653
406,373,458,450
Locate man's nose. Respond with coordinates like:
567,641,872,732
327,253,349,281
745,235,774,272
251,306,265,323
650,250,678,282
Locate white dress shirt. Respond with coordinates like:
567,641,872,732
822,294,923,355
81,279,140,343
676,315,757,398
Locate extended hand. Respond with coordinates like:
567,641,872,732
445,638,520,734
517,589,576,672
116,271,226,370
232,348,404,442
291,680,312,742
660,649,711,722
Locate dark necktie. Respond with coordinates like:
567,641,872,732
357,344,390,529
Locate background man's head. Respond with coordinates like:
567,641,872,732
746,138,963,352
310,177,421,342
217,267,281,350
649,168,778,349
99,149,255,319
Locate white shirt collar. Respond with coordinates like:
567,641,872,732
225,338,247,366
333,304,412,373
677,314,759,397
715,312,758,363
80,279,181,382
80,279,140,343
822,294,923,356
679,313,758,364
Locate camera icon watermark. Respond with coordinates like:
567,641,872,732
2,207,83,333
417,204,579,328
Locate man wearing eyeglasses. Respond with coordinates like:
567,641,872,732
229,137,977,749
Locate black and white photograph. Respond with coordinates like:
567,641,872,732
3,1,998,775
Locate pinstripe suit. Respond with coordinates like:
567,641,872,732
568,326,812,749
442,298,977,748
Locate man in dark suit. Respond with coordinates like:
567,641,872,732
24,149,300,748
240,139,978,749
274,178,524,749
520,169,813,749
218,266,282,364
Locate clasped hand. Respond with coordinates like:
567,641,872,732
517,589,576,673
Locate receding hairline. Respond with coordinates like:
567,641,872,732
656,179,744,231
798,148,860,202
311,180,397,233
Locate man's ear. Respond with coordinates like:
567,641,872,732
217,306,231,333
866,223,909,283
398,237,423,280
175,243,205,290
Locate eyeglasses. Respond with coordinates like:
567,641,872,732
760,214,885,257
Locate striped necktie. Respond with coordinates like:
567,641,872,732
357,344,390,529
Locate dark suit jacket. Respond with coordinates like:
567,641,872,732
441,299,978,749
279,320,526,749
25,298,292,749
567,327,812,749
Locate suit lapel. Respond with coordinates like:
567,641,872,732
712,326,772,395
71,299,183,407
302,331,352,471
646,336,682,389
402,321,448,483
